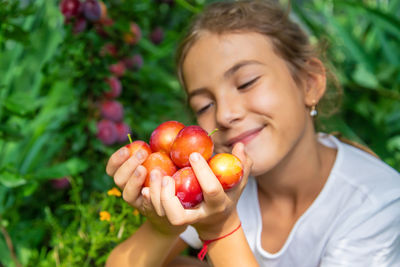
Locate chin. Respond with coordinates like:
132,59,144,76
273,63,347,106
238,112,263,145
214,144,231,154
246,151,276,177
249,166,268,177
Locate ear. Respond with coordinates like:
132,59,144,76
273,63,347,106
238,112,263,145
302,58,327,107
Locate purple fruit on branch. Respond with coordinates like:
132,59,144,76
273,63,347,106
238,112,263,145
109,61,126,77
60,0,82,19
100,100,124,122
73,17,87,34
83,0,101,22
123,54,143,70
104,76,122,99
97,119,118,145
115,122,131,143
100,43,118,57
50,177,71,190
123,22,142,45
150,27,164,45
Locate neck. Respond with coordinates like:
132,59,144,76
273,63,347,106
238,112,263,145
256,131,335,207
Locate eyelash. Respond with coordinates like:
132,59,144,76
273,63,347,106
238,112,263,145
195,77,260,115
238,77,260,90
196,103,213,115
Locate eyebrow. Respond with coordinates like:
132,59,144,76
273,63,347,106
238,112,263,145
187,60,263,101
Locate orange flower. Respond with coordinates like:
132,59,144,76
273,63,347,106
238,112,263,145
107,187,121,197
99,211,111,221
132,209,140,216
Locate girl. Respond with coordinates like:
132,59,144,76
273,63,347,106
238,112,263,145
105,1,400,266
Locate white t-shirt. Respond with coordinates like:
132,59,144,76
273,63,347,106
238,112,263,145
180,134,400,266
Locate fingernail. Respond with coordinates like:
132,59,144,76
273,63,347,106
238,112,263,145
162,177,169,187
141,187,149,196
119,147,128,157
134,168,141,177
136,150,145,160
190,152,200,162
150,170,157,182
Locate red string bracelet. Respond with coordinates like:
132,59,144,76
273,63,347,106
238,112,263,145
197,222,242,261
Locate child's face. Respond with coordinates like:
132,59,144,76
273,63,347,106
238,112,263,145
182,32,312,176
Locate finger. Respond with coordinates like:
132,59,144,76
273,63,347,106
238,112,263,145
113,149,149,189
122,165,147,206
140,187,154,216
106,147,130,176
141,187,150,201
149,169,165,217
161,176,188,226
232,142,253,192
189,152,225,206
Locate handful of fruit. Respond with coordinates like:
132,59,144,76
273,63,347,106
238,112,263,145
125,121,243,208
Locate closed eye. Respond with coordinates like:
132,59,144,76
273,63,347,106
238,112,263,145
196,103,213,115
238,77,260,90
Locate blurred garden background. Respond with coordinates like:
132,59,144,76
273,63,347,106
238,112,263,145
0,0,399,266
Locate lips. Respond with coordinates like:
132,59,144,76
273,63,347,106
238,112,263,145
226,126,264,147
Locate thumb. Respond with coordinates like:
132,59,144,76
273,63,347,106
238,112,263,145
232,142,253,192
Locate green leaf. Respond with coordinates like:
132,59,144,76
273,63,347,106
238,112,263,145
3,23,29,44
0,235,13,267
2,92,41,117
291,2,324,38
175,0,202,13
387,136,400,152
33,158,89,180
0,170,26,188
0,123,23,141
324,9,375,72
352,64,379,88
336,0,400,41
0,185,13,213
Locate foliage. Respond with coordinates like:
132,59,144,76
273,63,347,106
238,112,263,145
0,0,197,266
293,0,400,169
28,181,144,267
0,0,398,266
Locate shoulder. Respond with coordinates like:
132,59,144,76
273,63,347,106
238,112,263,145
319,134,400,236
318,135,400,264
319,133,400,205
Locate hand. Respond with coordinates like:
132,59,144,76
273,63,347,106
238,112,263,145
105,147,186,237
158,142,253,240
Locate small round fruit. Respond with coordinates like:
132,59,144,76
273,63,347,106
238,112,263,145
125,140,152,158
60,0,82,19
97,119,118,145
115,122,131,143
100,100,124,122
123,22,142,45
142,152,177,187
150,121,185,154
208,153,243,190
104,76,122,99
123,54,143,70
150,27,164,45
109,61,126,77
172,167,203,209
82,0,101,22
170,125,214,168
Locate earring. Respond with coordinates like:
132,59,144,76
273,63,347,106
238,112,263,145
310,103,318,117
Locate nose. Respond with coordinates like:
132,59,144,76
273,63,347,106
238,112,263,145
215,91,245,128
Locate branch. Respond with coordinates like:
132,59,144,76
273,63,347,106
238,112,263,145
0,214,22,267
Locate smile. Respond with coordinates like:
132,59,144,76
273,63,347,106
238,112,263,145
227,126,264,147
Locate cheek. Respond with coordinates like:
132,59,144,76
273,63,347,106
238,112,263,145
249,82,305,122
197,115,215,133
246,87,277,115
